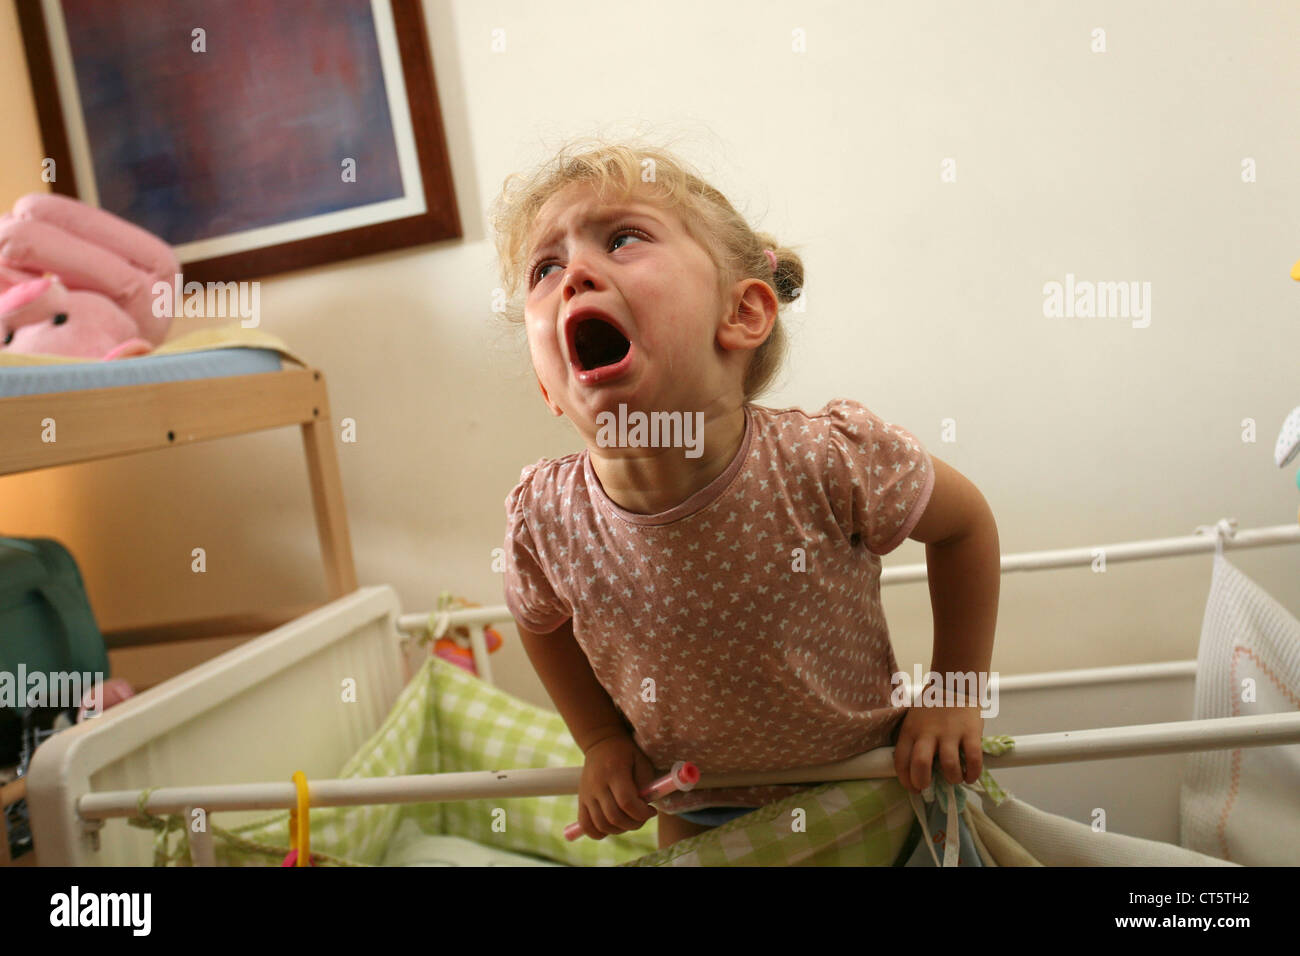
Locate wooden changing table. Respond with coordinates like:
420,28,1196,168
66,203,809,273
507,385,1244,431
0,363,357,648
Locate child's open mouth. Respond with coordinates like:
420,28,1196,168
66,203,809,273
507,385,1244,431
572,317,631,371
568,313,634,384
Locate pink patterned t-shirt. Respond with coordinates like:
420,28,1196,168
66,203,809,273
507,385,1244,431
501,398,935,815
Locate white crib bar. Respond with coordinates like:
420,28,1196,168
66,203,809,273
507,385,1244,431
882,521,1300,584
76,711,1300,822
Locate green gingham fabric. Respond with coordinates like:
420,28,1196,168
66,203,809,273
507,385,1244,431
619,735,1017,867
130,655,656,866
129,655,1016,867
620,777,918,866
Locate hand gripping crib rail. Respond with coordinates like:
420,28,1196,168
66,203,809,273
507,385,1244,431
24,519,1300,866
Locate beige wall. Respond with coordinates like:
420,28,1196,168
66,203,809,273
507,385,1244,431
1,1,1297,708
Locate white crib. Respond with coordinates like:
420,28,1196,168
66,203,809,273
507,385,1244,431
24,521,1300,866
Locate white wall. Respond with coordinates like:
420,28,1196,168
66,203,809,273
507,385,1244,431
2,0,1297,711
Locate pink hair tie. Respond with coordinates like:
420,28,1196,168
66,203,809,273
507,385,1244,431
764,248,778,272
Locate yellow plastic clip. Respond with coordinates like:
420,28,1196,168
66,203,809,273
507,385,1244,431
287,771,311,867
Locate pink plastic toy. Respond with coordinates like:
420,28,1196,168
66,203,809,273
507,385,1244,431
564,760,699,841
433,624,504,677
0,193,178,359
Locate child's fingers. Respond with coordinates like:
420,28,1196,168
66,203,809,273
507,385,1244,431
595,797,634,834
606,779,651,828
631,759,660,820
893,732,914,791
907,735,936,793
580,801,608,840
938,738,964,785
963,734,984,783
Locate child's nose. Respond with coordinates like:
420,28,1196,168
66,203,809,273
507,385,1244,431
560,249,608,292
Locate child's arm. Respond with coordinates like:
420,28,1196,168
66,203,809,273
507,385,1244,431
895,455,1001,793
516,618,633,753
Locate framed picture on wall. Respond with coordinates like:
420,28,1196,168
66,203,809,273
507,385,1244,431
16,0,461,283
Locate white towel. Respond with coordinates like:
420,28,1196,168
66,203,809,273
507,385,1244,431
1180,553,1300,866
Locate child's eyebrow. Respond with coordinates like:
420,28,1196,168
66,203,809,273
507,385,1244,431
530,207,666,256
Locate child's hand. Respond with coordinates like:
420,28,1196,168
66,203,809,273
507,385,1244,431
576,733,660,840
892,702,984,794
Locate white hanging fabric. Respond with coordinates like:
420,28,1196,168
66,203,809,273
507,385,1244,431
1180,526,1300,866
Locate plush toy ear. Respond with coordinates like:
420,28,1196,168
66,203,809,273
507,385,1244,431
102,337,155,360
0,274,59,316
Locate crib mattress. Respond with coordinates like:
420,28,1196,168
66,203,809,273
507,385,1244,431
0,347,282,398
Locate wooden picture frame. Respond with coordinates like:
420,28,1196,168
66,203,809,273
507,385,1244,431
16,0,461,283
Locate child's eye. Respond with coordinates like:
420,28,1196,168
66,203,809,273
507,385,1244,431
530,227,648,287
610,229,645,251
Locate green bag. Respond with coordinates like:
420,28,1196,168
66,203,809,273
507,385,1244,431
0,536,108,766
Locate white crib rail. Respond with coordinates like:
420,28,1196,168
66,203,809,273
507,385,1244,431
73,711,1300,822
883,520,1299,582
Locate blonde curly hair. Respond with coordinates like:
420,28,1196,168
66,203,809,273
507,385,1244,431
488,136,803,403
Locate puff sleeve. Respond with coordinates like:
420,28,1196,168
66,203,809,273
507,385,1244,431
502,465,572,634
823,398,935,556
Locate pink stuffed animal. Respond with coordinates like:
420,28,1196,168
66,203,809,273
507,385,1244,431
0,193,178,360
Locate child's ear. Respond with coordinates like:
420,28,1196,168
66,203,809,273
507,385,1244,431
536,373,562,416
